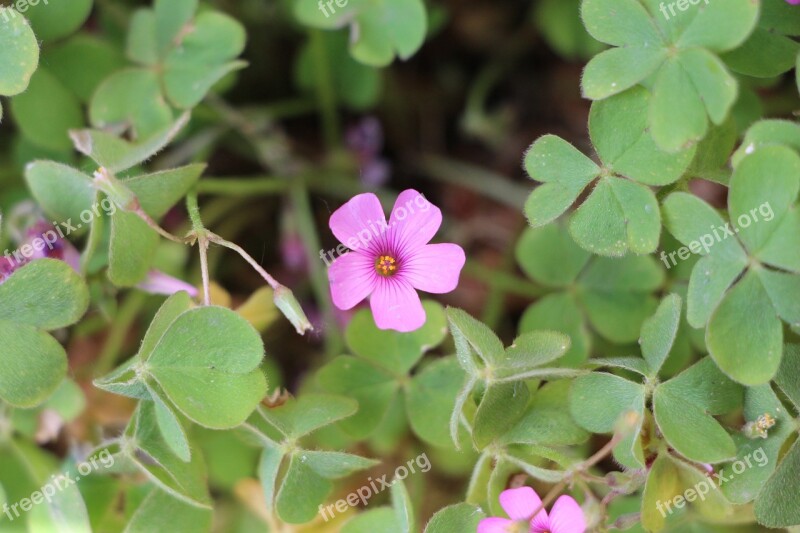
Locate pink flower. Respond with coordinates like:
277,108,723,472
787,0,800,4
327,189,465,332
478,487,586,533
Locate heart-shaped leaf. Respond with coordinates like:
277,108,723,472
0,322,67,408
346,301,446,375
581,0,758,151
640,294,682,375
294,0,427,67
569,372,645,434
0,259,89,330
146,306,267,429
24,0,93,41
0,8,39,97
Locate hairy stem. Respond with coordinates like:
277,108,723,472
186,191,212,305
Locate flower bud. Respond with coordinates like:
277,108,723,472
273,285,313,334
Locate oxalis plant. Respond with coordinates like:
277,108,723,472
0,0,800,532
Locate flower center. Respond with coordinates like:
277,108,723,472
375,255,398,276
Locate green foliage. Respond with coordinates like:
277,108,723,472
722,0,800,78
1,0,800,531
571,296,743,470
26,121,203,287
342,481,414,533
97,292,268,431
534,0,605,61
524,87,694,255
447,307,581,453
294,0,427,67
581,0,758,151
517,222,665,364
317,301,458,446
89,0,247,138
24,0,93,42
663,143,800,385
295,32,382,110
0,260,88,407
0,7,39,123
245,394,378,524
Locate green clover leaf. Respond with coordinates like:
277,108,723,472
246,394,378,524
96,293,268,436
446,307,579,451
663,144,800,385
516,222,665,364
570,296,743,468
89,0,246,138
341,480,414,533
753,347,800,527
722,0,800,78
25,131,203,287
581,0,758,151
294,0,427,67
0,260,89,408
316,301,458,447
524,87,695,255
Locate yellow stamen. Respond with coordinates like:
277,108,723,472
375,255,398,276
757,413,776,431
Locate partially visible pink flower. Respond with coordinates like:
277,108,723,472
478,487,586,533
787,0,800,5
19,221,81,270
0,258,17,284
327,189,465,332
136,270,198,297
0,220,81,284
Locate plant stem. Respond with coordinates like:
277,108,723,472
463,260,545,298
207,233,280,290
289,181,342,356
133,205,185,244
527,417,634,520
415,154,530,210
481,219,528,328
95,292,147,376
309,29,340,150
81,193,105,276
197,178,289,196
185,191,212,305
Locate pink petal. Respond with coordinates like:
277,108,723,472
329,193,386,253
548,496,586,533
531,514,551,533
402,243,465,294
61,241,82,273
499,487,546,523
477,518,515,533
136,270,198,297
370,278,426,332
328,252,378,310
387,189,442,252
